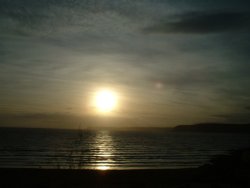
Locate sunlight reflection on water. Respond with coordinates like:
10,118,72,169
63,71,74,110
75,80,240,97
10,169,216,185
93,130,114,170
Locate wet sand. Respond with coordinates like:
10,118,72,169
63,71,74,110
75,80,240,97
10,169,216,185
0,167,249,188
0,168,198,188
0,149,249,188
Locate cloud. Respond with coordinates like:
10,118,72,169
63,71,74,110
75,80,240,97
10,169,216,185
0,113,87,129
148,67,226,90
144,11,250,34
1,0,250,128
213,112,250,123
0,112,140,129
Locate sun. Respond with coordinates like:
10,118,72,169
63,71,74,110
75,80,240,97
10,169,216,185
95,90,117,112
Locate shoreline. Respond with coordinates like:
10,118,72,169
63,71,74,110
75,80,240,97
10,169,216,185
1,148,250,187
0,168,198,188
0,166,248,188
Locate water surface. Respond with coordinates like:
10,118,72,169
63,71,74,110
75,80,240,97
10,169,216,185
0,128,249,170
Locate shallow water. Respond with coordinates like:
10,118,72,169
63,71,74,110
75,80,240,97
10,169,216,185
0,128,250,170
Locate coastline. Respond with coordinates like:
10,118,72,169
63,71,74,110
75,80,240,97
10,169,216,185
0,168,198,188
1,148,249,188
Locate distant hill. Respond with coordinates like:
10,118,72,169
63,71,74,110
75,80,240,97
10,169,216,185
174,123,250,133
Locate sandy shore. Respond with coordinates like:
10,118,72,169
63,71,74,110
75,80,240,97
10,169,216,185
0,149,249,188
0,167,248,188
0,168,199,188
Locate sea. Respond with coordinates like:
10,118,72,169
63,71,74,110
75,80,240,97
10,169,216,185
0,127,250,170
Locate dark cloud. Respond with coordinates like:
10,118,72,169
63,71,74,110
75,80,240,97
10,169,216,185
0,0,146,28
144,11,250,34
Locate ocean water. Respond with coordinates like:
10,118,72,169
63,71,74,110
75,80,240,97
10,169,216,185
0,127,250,170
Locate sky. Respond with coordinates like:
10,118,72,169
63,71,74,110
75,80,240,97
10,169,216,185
0,0,250,129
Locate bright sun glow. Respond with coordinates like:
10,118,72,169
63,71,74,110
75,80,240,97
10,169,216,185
96,165,110,170
95,90,117,112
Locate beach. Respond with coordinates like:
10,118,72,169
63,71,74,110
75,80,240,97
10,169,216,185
0,167,248,188
1,149,250,188
0,168,196,188
0,150,250,188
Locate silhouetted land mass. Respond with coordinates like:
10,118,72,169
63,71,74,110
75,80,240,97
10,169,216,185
174,123,250,133
0,148,250,188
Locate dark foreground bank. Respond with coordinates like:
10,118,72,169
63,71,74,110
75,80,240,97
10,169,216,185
0,149,250,188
